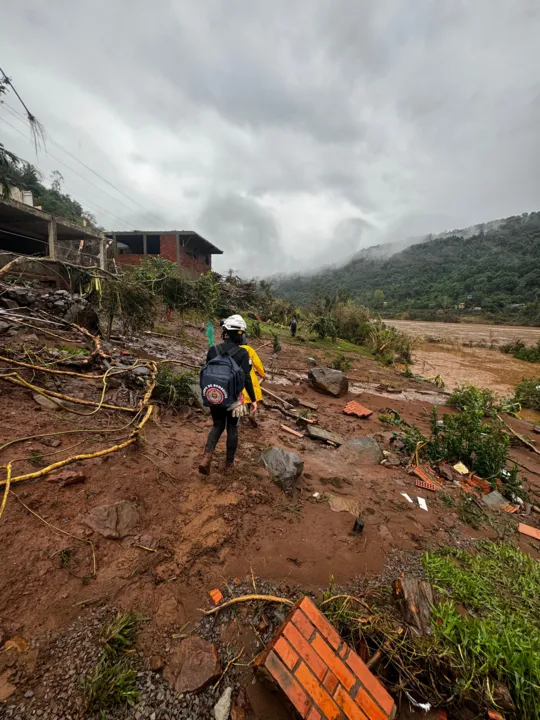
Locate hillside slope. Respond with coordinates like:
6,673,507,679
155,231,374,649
274,212,540,322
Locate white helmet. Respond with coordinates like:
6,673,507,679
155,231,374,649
222,314,247,332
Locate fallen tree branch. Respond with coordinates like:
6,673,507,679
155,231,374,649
1,372,137,413
201,594,294,616
262,400,315,425
0,254,116,279
498,413,540,456
0,463,11,522
0,404,154,486
319,594,371,612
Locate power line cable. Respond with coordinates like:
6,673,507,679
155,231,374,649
2,99,164,222
0,113,133,230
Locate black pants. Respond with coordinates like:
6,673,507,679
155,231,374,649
205,407,239,463
291,327,297,337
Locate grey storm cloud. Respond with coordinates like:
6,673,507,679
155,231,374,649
1,1,540,276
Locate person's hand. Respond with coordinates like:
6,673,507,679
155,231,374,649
250,401,258,414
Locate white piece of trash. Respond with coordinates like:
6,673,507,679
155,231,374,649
405,690,431,712
401,493,414,503
417,497,428,511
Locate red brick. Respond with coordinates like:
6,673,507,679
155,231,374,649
295,662,342,720
299,597,342,650
334,684,370,720
307,708,322,720
311,634,356,691
323,669,339,695
292,609,316,641
274,637,299,672
160,234,178,263
355,685,389,720
346,652,395,717
265,651,310,716
283,622,327,681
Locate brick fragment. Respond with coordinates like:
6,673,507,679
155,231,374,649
346,652,395,716
274,637,299,672
265,651,310,716
334,684,370,720
323,669,339,695
299,597,342,650
355,685,389,720
292,608,316,641
311,633,355,691
283,622,327,681
209,588,223,605
295,662,342,720
307,707,322,720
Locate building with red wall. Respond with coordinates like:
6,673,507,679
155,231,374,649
107,231,222,279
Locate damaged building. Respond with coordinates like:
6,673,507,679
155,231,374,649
108,230,222,279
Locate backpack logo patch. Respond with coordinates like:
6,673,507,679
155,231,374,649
204,383,228,405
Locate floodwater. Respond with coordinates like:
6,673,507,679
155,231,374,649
387,319,540,347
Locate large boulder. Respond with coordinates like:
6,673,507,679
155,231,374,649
164,636,221,694
83,500,140,539
308,367,349,397
261,447,304,494
338,437,384,464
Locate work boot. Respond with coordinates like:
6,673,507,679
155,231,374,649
198,452,213,476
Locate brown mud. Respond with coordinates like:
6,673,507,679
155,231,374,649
1,322,539,718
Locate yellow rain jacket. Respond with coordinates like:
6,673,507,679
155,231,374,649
241,345,265,403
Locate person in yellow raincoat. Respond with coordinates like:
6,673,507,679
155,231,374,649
241,343,265,425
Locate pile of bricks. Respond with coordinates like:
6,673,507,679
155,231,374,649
255,596,396,719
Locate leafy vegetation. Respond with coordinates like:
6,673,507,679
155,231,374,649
514,378,540,411
152,365,197,408
424,542,540,718
84,613,140,715
501,339,540,362
329,352,352,373
323,542,540,717
273,211,540,325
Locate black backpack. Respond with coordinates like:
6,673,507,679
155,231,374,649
200,345,245,408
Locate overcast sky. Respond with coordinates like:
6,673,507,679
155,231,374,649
1,1,539,275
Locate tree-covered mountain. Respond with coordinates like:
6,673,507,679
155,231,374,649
273,212,540,325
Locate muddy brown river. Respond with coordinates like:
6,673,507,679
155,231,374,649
387,319,540,347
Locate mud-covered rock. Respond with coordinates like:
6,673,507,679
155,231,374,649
261,447,304,494
83,500,140,539
308,367,349,397
338,437,384,464
164,636,221,694
214,686,233,720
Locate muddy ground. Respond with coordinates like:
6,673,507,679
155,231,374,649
1,321,539,719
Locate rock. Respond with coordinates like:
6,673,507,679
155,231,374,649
164,636,221,694
189,383,210,413
231,708,246,720
0,671,16,702
260,447,304,494
46,471,86,488
24,690,34,698
37,437,62,448
0,321,12,334
533,425,540,435
381,451,401,467
306,425,343,446
150,655,164,672
83,500,140,539
32,393,64,411
0,298,19,309
308,367,349,397
131,366,151,376
306,357,317,367
214,686,233,720
338,437,384,464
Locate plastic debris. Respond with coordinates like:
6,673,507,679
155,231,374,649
412,464,443,491
352,518,365,535
453,461,469,475
401,493,414,503
416,497,428,512
405,690,431,712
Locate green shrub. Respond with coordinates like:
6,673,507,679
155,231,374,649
152,366,197,407
329,353,351,373
449,384,496,415
515,378,540,410
501,339,540,363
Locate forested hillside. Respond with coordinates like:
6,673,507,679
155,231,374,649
274,212,540,325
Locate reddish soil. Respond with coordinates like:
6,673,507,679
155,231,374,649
1,324,539,717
